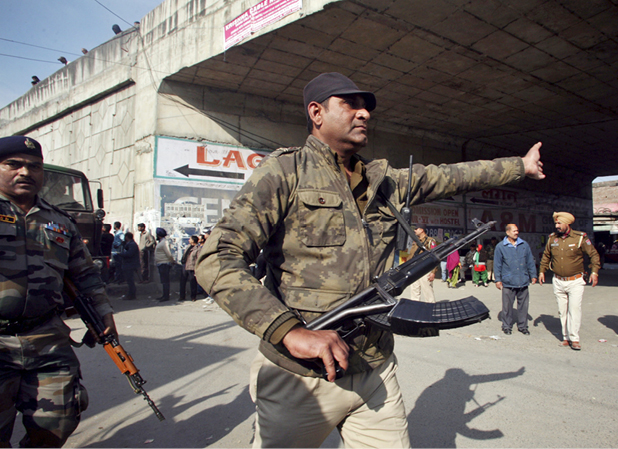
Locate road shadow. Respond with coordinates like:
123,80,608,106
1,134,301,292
532,314,562,341
83,385,255,448
408,367,525,448
598,315,618,335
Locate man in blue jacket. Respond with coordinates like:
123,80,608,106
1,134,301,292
494,223,537,335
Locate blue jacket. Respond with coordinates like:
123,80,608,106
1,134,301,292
494,237,537,288
120,240,140,270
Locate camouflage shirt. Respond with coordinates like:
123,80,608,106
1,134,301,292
0,193,112,321
196,135,525,377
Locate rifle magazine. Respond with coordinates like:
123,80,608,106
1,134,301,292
366,296,490,337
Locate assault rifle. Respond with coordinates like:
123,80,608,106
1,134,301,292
63,279,165,421
306,219,495,339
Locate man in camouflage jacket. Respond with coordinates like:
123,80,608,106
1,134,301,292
0,136,116,447
196,72,545,448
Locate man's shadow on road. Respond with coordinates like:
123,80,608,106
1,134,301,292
408,367,525,448
598,315,618,335
532,314,562,341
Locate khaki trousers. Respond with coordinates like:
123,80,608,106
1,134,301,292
553,277,585,342
402,272,435,303
249,353,410,448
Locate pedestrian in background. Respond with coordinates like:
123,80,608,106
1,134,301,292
179,235,200,301
120,232,140,300
460,243,475,284
111,221,124,283
472,244,489,287
494,224,537,335
401,224,437,302
137,223,155,283
486,236,498,282
100,223,114,257
539,212,600,350
154,227,175,302
446,249,460,289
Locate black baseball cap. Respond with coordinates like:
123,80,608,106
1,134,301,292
303,73,376,121
0,136,43,160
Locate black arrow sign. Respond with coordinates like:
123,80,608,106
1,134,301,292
174,165,245,180
470,197,498,205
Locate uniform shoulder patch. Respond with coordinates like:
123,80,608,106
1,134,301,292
0,214,16,223
269,147,301,157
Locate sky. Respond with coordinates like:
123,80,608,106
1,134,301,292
0,0,161,109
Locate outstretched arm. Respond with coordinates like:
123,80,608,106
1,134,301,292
522,142,545,180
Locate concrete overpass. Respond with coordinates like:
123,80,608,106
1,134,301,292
1,0,617,243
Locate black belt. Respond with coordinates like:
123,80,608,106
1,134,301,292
0,310,58,335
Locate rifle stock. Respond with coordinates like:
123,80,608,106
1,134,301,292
307,219,495,337
63,279,165,421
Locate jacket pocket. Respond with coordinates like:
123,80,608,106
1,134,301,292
0,222,17,260
43,228,71,270
297,190,346,247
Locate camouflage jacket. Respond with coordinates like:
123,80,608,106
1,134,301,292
0,193,112,321
197,135,525,377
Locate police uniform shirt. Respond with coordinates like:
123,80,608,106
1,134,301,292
539,230,601,278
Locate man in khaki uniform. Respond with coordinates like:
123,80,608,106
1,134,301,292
539,212,600,351
401,224,438,302
197,72,546,448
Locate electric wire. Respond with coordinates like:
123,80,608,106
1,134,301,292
0,53,63,64
0,37,82,57
92,0,134,27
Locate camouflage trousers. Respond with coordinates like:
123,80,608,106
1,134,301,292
0,315,87,448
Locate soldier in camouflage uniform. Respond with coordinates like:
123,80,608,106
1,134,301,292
196,72,545,448
0,136,116,447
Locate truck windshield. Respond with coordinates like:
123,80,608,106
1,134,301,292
41,171,92,211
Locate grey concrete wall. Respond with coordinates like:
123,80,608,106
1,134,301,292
23,84,141,230
157,79,467,168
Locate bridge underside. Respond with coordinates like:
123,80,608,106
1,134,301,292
167,0,618,188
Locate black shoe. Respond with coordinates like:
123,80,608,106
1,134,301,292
157,296,170,302
503,328,512,335
519,329,530,335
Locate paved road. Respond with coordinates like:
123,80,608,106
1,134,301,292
11,268,618,448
